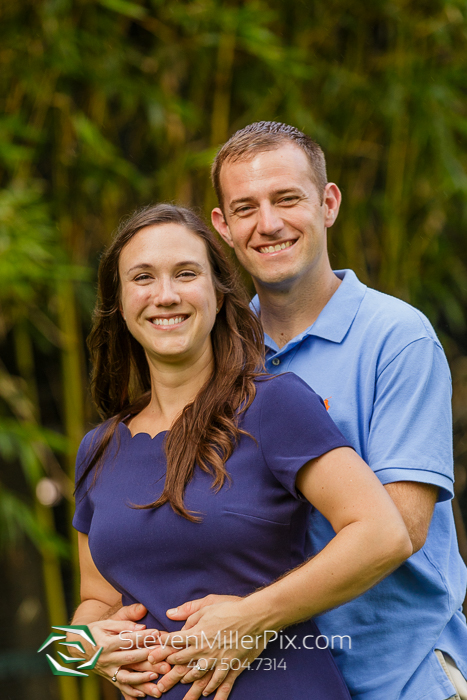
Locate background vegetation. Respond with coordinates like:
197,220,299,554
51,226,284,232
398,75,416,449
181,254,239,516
1,0,467,697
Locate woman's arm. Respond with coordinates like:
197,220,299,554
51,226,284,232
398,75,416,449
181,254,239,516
71,532,164,699
154,446,412,698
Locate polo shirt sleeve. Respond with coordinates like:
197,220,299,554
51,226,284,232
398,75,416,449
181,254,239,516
368,337,453,501
72,432,95,535
259,373,353,498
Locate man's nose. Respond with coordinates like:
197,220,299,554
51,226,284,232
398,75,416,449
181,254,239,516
256,202,283,236
155,278,181,306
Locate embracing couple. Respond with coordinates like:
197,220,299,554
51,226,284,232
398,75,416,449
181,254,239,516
72,122,467,700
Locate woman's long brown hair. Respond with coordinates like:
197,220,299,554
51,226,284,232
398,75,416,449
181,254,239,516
76,204,265,521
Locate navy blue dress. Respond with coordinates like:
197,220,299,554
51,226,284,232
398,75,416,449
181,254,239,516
73,373,352,698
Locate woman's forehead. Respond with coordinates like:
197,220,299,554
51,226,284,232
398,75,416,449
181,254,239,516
119,223,210,271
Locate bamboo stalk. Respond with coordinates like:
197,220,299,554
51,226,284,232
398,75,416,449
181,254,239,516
13,323,81,700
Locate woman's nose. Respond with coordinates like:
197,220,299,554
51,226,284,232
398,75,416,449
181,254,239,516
155,278,181,306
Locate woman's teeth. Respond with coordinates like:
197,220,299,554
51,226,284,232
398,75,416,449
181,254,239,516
152,316,186,326
258,241,294,254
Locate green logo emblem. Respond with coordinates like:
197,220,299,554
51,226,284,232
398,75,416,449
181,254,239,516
37,625,103,677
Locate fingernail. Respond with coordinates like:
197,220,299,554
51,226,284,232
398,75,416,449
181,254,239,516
161,663,170,673
167,607,178,615
135,624,146,629
152,691,161,698
149,673,158,680
148,655,154,663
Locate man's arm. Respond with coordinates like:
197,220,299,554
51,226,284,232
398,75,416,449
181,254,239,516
384,482,438,553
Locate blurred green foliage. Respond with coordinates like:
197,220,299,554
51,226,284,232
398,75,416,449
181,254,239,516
1,0,467,696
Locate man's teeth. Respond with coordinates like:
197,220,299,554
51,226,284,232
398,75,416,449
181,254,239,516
258,241,294,254
153,316,186,326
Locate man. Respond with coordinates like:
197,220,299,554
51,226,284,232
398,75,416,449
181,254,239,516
124,122,467,699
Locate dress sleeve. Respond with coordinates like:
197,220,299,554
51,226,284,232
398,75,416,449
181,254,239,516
72,431,96,535
259,373,353,498
368,337,453,501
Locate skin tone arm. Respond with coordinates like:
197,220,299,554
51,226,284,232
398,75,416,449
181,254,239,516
167,480,439,626
114,479,438,699
70,532,171,699
384,482,438,553
146,446,412,698
146,479,438,699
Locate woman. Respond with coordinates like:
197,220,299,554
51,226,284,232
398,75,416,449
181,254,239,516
72,204,412,700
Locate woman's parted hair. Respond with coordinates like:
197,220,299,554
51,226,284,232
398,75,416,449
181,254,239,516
77,203,265,521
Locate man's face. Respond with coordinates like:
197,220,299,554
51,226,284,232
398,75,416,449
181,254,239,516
212,144,340,291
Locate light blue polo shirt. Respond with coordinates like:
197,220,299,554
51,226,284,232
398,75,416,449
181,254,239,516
253,269,467,700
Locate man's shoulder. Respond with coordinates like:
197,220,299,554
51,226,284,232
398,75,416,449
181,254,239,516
357,283,441,348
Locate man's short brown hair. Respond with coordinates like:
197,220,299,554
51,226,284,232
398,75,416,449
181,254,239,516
211,121,328,209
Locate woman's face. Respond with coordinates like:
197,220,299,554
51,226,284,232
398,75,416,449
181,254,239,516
118,223,220,365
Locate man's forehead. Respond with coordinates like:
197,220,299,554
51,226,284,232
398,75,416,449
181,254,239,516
220,145,317,202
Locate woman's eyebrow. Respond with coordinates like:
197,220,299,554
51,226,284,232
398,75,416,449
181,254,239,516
125,262,154,275
125,260,205,275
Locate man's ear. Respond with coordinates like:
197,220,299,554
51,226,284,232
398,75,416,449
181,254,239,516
323,183,342,228
212,208,234,248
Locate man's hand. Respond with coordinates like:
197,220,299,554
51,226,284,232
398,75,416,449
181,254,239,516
151,597,272,699
166,595,241,627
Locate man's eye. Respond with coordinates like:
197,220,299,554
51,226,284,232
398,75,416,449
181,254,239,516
235,206,253,215
279,197,299,204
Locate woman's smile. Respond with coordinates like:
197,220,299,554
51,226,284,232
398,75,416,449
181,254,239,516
149,314,190,329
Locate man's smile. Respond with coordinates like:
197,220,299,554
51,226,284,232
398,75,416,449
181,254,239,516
255,240,297,255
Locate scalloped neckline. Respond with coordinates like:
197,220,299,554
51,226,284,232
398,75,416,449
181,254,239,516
119,422,169,441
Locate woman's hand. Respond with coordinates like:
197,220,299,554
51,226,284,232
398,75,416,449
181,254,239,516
68,618,162,698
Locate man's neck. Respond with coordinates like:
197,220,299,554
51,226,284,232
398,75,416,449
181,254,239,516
255,268,341,349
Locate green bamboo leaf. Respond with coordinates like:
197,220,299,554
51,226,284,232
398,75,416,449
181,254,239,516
99,0,147,20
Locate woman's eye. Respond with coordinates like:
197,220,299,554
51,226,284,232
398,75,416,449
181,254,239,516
177,271,197,279
134,274,151,282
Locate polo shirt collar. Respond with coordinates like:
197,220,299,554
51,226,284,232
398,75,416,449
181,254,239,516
251,269,367,352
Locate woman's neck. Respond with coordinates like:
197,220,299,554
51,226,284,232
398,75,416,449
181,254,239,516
129,345,214,437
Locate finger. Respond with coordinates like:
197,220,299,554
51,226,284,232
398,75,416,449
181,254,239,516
213,668,244,700
180,609,204,630
202,666,230,696
166,596,214,620
119,682,147,698
114,668,158,686
151,661,172,674
112,603,148,622
147,644,176,664
182,672,214,700
155,664,192,695
125,659,172,675
110,645,160,669
180,659,214,684
109,627,160,652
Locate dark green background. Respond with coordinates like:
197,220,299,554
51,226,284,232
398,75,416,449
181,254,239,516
1,1,467,698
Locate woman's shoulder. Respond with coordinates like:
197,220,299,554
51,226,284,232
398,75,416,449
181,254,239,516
76,421,120,473
254,372,323,405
